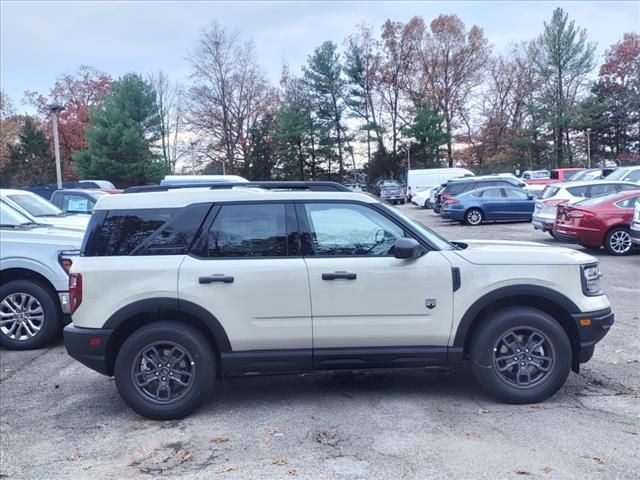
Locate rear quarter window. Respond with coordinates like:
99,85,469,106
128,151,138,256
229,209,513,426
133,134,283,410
445,182,473,195
541,186,560,199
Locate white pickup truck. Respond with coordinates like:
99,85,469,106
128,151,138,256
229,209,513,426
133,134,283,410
0,202,82,349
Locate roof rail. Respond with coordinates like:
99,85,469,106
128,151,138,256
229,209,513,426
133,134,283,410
122,181,351,194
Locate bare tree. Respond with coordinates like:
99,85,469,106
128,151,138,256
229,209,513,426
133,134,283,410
188,23,270,174
149,71,186,173
414,14,491,167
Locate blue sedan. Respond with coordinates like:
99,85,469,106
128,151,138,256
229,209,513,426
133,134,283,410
440,187,535,225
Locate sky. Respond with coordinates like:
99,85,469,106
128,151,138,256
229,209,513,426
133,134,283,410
1,0,639,113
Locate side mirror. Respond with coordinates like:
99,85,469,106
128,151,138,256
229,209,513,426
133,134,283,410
393,238,423,259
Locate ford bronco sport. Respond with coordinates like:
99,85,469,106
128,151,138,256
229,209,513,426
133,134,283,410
64,188,614,419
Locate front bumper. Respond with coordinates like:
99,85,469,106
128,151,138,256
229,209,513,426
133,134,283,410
572,307,614,365
64,324,114,376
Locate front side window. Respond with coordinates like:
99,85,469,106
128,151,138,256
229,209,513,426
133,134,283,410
207,204,287,257
588,183,617,197
504,188,529,199
304,203,403,256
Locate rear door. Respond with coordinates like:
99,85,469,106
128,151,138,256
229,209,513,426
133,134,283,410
178,202,312,357
478,188,505,219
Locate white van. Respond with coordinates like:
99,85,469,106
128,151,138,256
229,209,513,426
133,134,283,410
407,168,474,198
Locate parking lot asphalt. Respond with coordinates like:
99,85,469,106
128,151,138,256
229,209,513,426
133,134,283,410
1,204,638,480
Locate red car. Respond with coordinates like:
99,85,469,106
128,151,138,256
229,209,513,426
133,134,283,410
524,168,584,186
553,190,640,255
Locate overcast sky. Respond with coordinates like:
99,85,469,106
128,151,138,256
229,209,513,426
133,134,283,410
2,1,638,113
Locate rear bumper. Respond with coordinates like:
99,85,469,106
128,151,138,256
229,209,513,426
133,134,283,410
64,324,114,376
552,229,579,243
532,214,555,232
572,307,614,364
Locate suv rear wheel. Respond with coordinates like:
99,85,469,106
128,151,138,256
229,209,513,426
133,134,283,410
470,307,571,404
114,321,216,420
0,280,60,350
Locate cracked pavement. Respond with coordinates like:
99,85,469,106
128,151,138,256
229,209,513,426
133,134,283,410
1,204,638,479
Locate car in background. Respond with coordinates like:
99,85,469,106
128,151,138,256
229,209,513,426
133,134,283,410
374,179,406,204
433,176,526,213
49,189,115,214
569,168,617,182
0,189,88,230
521,170,550,181
532,181,639,235
406,167,473,200
160,174,249,185
0,201,82,349
604,165,640,184
344,183,366,192
524,168,584,186
26,180,117,200
411,185,439,208
441,186,535,225
631,197,640,246
553,190,640,256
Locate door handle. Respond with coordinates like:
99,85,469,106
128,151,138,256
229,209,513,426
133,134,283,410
322,271,357,280
199,274,234,284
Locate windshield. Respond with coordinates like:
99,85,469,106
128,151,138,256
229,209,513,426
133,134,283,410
7,193,63,217
381,180,401,187
0,201,33,225
605,168,630,181
381,204,454,250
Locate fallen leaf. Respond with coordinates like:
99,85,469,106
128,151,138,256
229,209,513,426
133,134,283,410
127,460,140,467
593,456,607,465
95,422,106,429
266,428,279,436
623,430,638,435
543,467,553,474
514,468,530,475
530,405,546,411
477,409,490,414
181,452,193,463
217,465,237,474
287,469,297,476
436,405,445,413
466,432,480,439
211,436,229,444
273,458,288,466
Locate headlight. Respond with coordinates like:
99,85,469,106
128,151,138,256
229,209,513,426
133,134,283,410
581,263,603,296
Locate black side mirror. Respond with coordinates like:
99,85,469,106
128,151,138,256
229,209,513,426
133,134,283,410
393,238,424,259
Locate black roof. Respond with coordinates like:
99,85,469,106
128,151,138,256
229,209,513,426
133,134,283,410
123,181,351,194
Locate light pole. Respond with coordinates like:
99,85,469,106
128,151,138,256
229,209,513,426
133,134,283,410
586,128,592,168
48,104,65,189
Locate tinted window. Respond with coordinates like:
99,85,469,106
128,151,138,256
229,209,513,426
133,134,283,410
139,204,211,256
446,182,474,195
628,170,640,182
567,186,588,198
207,204,287,257
85,209,176,256
504,188,529,199
304,203,403,256
480,188,503,199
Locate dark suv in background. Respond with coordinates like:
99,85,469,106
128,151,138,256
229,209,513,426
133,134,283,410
434,177,526,213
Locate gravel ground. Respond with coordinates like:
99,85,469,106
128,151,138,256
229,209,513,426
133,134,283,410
1,204,638,480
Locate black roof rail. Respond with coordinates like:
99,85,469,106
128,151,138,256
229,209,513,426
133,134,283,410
122,181,351,194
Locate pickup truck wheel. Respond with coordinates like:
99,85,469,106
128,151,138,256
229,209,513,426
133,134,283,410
0,280,60,350
465,208,483,226
115,321,216,420
470,307,571,404
604,227,632,256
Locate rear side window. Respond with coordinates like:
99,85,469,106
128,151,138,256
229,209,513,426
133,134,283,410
541,186,560,199
614,196,640,208
206,204,287,257
567,186,588,198
83,209,176,256
627,170,640,182
446,182,473,195
480,188,503,198
588,183,617,197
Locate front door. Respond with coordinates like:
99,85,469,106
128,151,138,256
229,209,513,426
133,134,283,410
178,202,312,355
299,201,454,353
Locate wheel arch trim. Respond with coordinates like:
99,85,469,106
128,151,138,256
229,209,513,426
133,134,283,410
452,285,580,348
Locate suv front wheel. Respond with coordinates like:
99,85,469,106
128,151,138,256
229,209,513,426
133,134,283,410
114,321,216,420
470,307,571,404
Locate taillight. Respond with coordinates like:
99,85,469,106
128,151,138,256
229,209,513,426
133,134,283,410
543,199,568,207
69,273,83,314
446,198,461,205
442,193,453,199
568,210,595,219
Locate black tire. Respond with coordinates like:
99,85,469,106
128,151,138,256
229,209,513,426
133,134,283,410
0,279,61,350
604,227,632,256
464,208,484,226
400,199,406,205
425,200,432,209
470,307,571,404
548,230,557,239
433,206,441,214
114,321,216,420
